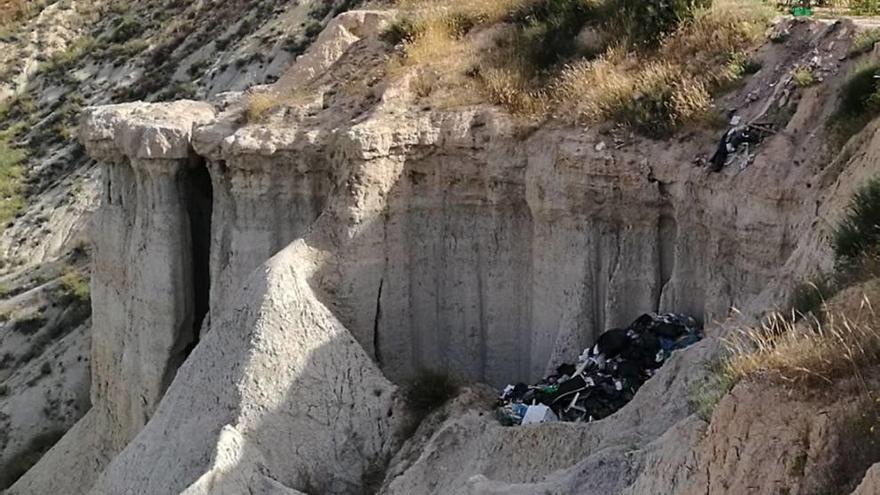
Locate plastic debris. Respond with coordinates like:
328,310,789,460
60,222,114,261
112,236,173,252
522,404,558,425
709,123,774,172
496,312,703,426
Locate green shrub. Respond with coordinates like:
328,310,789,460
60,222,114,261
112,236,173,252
399,368,459,439
850,28,880,56
611,64,711,137
834,177,880,267
687,359,735,421
0,93,35,122
381,17,421,45
510,0,596,68
58,269,90,304
793,67,815,87
827,64,880,145
788,275,837,319
615,0,712,47
38,36,96,77
404,369,459,417
106,15,144,44
0,138,25,228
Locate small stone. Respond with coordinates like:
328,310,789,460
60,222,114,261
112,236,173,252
595,141,606,152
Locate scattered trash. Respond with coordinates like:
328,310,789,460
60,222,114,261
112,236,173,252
594,141,607,152
496,312,703,426
709,122,774,172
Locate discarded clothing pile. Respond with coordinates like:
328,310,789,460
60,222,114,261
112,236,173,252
496,313,703,426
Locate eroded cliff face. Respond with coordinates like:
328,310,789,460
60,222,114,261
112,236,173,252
10,11,880,495
84,101,218,446
0,1,375,487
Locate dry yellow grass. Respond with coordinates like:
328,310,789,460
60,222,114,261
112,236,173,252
245,93,278,123
385,0,771,129
726,282,880,386
394,0,528,26
481,66,550,116
554,56,711,133
553,0,769,128
0,0,30,27
659,0,773,86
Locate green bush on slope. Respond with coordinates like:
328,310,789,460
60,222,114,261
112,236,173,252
828,64,880,145
0,138,25,230
834,177,880,268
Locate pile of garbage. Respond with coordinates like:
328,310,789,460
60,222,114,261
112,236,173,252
496,313,703,426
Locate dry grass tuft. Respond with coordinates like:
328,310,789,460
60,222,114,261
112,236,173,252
554,56,711,135
0,0,29,28
395,0,527,26
726,286,880,386
245,93,278,123
480,67,550,116
659,0,772,86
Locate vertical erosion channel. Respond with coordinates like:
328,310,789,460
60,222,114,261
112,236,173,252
187,160,213,353
160,158,214,395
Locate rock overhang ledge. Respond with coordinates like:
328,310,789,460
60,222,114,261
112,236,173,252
80,100,217,162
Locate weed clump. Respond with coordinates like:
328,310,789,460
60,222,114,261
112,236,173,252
58,269,90,305
105,15,144,44
793,67,815,87
616,0,711,47
834,177,880,268
827,64,880,146
688,359,735,421
509,0,597,68
37,36,96,78
245,93,278,123
726,305,880,386
788,275,838,320
404,369,459,418
381,17,421,45
850,28,880,57
0,138,25,229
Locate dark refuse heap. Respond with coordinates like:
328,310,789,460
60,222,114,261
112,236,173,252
497,312,703,425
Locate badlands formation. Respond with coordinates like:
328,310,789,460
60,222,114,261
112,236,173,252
1,2,880,495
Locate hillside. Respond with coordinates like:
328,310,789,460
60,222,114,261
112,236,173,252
2,0,880,494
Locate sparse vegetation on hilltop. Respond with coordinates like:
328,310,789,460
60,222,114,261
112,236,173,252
384,0,772,136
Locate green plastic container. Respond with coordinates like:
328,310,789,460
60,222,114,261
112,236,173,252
791,6,813,17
